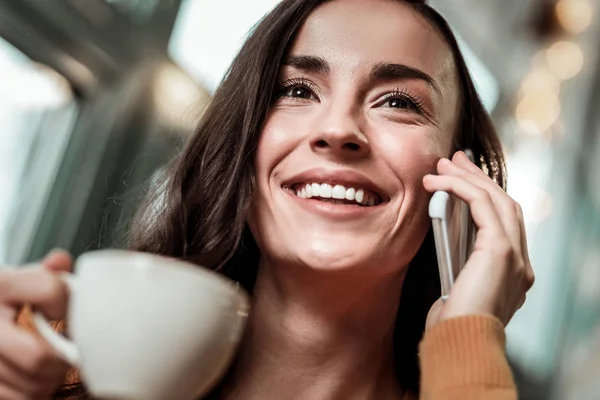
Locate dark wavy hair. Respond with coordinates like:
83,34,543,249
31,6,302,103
54,0,505,398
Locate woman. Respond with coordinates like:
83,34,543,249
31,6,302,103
4,0,534,399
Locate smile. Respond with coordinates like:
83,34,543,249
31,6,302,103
290,183,382,207
280,168,391,217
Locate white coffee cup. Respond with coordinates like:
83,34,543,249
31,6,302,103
33,249,250,400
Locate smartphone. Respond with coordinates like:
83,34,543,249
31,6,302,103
429,150,476,300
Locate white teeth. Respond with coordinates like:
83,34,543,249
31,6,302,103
293,183,379,206
305,183,312,198
311,183,320,197
345,187,356,201
319,184,333,198
355,189,364,204
332,185,346,199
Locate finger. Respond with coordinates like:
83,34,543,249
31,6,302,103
504,294,527,325
425,297,445,330
439,156,511,208
516,205,535,289
0,269,68,320
423,174,506,239
0,358,36,393
452,151,512,200
41,250,73,273
452,151,495,181
438,157,508,202
518,294,526,310
451,152,505,193
0,384,25,400
437,157,522,254
0,320,42,376
0,304,16,321
446,157,531,285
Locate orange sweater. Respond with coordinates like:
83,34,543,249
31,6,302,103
18,309,516,399
416,315,516,400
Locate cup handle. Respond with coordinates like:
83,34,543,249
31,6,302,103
31,273,80,367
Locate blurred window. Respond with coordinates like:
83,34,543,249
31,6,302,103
102,0,161,22
169,0,282,92
0,37,78,264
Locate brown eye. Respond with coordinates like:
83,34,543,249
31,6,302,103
274,78,319,102
285,86,313,99
378,89,425,115
387,97,412,109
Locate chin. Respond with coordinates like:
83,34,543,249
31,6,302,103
298,248,367,272
286,232,395,273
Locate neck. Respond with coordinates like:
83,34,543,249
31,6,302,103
220,261,407,400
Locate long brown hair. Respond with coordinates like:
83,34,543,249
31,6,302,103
55,0,505,398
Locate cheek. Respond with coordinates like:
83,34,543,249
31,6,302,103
377,126,450,181
250,112,304,230
255,111,306,179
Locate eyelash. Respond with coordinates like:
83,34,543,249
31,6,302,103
275,79,425,115
379,88,425,114
274,77,319,101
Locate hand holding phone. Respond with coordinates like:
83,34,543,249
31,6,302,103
424,150,534,328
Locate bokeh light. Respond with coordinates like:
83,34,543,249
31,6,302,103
519,69,561,99
516,91,561,135
153,64,209,130
556,0,594,35
545,41,585,80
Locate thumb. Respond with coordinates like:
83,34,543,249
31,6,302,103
425,297,445,330
41,249,73,273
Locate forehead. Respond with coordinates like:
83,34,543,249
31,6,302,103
290,0,456,88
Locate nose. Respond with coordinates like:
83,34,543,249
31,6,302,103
308,104,370,159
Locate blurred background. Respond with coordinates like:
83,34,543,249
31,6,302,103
0,0,598,398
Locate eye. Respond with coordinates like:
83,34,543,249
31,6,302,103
284,86,313,99
379,89,424,114
387,98,412,109
275,78,319,101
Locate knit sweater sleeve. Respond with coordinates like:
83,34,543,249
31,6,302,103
417,315,517,400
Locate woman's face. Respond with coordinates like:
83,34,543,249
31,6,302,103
250,0,460,275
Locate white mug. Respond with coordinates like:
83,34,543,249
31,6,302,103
33,249,250,400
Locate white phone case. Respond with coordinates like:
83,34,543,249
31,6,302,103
429,151,476,300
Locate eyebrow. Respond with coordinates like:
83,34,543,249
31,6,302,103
370,62,441,95
283,55,440,95
282,55,330,75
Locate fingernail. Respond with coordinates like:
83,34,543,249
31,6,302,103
44,248,70,261
47,248,66,256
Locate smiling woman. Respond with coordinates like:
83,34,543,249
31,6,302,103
131,1,527,398
3,1,533,399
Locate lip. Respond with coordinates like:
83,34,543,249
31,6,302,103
284,189,386,219
281,168,390,201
